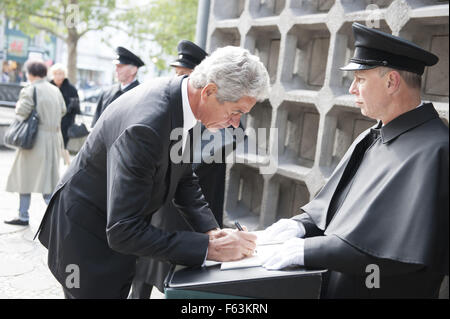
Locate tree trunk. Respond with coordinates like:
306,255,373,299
66,31,78,85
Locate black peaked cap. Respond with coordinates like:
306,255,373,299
113,46,145,68
170,40,208,69
340,23,438,75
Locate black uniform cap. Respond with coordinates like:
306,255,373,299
113,46,145,68
340,23,438,75
170,40,208,69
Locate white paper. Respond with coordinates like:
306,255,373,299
205,230,287,270
220,242,284,270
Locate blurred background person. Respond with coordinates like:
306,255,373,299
1,61,10,83
4,60,66,226
49,63,80,164
91,46,144,127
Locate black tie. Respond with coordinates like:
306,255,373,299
326,128,381,226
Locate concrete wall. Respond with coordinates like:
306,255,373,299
205,0,449,297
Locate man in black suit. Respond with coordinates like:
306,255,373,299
35,46,270,299
130,40,238,299
91,46,144,127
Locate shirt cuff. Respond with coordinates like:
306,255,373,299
298,238,305,265
202,247,208,267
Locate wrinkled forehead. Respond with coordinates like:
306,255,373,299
236,96,257,112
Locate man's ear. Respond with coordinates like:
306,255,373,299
387,71,401,92
201,83,217,98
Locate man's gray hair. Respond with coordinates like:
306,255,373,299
189,46,270,103
378,66,422,90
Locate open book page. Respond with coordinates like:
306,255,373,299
204,260,222,267
219,231,287,270
253,230,285,246
220,243,283,270
204,230,286,270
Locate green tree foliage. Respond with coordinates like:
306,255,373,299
120,0,199,71
0,0,120,83
0,0,199,80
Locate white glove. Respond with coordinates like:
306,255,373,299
260,237,305,270
258,219,305,244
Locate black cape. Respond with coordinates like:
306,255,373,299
302,103,449,276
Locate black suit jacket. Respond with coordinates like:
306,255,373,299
36,76,219,298
91,80,140,127
139,123,243,292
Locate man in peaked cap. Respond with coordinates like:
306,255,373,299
259,22,448,298
170,40,208,76
91,46,145,127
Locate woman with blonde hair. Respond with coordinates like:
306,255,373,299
4,60,66,226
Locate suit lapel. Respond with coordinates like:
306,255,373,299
165,76,188,202
122,80,139,93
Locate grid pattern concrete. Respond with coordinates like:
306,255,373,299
206,0,449,299
205,0,449,229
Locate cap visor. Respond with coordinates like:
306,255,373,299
170,61,195,69
339,62,378,71
170,61,182,67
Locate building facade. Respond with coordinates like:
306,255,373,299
206,0,448,228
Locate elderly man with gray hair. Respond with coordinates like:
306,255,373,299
36,46,270,299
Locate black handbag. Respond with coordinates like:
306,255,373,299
4,87,39,149
67,122,89,138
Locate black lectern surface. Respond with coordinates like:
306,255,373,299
165,264,327,299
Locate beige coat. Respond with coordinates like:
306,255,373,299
6,79,66,194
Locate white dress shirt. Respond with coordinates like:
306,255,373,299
181,77,198,154
120,77,138,91
181,77,210,264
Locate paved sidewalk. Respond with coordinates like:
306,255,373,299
0,146,164,299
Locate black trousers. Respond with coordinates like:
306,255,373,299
128,281,153,299
62,284,132,299
62,287,75,299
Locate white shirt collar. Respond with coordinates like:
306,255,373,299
121,77,137,91
181,77,198,153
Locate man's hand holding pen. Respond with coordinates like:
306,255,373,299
206,224,257,262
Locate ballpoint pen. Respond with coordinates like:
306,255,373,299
234,221,244,231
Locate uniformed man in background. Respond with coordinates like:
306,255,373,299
91,46,144,127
